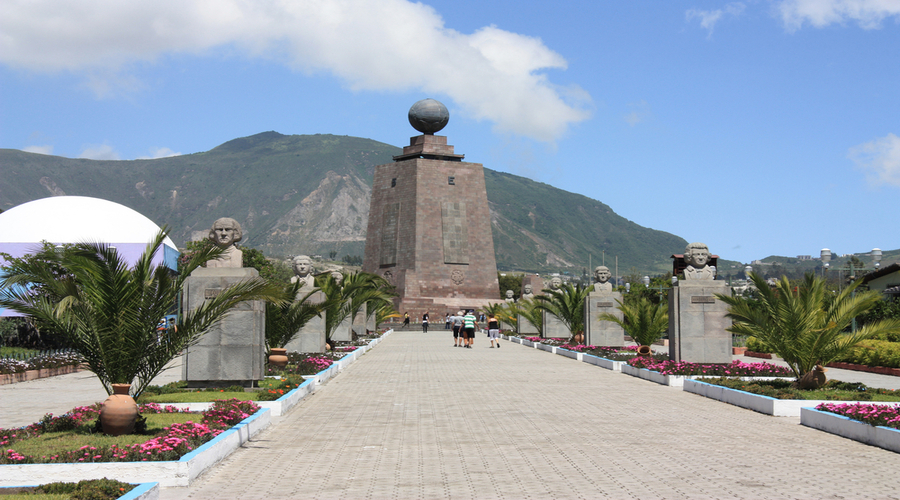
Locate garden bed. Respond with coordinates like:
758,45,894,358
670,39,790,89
826,361,900,377
0,364,84,386
0,480,159,500
0,408,270,487
801,406,900,454
684,379,900,417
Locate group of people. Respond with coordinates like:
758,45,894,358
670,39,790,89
399,309,502,349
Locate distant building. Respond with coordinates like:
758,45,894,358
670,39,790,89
797,255,812,261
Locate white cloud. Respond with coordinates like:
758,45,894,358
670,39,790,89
848,133,900,187
0,0,590,142
686,3,746,37
23,145,54,155
777,0,900,30
624,100,651,126
79,144,121,161
137,147,182,159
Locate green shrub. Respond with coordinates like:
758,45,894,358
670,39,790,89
39,478,134,500
745,336,774,353
837,340,900,368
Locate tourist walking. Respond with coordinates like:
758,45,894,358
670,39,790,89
422,312,429,333
463,309,478,348
487,314,500,348
444,313,451,330
402,312,410,330
451,311,464,347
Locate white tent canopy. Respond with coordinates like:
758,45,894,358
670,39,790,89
0,196,179,317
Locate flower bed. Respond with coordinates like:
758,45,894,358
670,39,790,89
0,401,270,487
684,379,900,417
801,405,900,454
627,358,793,377
1,399,258,464
813,402,900,429
0,350,83,374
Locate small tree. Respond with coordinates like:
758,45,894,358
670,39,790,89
716,273,900,388
265,280,324,350
532,283,592,342
0,231,281,398
598,297,668,348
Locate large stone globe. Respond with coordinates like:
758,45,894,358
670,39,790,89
408,98,449,134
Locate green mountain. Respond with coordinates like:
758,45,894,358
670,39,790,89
0,132,687,274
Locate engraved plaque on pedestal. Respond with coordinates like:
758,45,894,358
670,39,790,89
585,291,625,347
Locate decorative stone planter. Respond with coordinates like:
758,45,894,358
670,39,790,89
581,354,626,371
621,364,686,387
800,407,900,454
732,347,748,355
682,379,894,417
0,410,271,487
743,351,772,360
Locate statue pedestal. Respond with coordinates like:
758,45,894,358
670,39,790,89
584,292,624,347
284,290,326,354
542,311,570,340
331,315,353,342
182,268,265,387
668,281,732,363
517,314,539,335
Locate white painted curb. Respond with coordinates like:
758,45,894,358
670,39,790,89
622,364,686,387
801,407,900,453
581,354,626,371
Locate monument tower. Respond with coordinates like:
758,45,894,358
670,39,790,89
363,99,500,317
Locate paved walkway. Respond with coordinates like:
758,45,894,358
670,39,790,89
4,333,900,499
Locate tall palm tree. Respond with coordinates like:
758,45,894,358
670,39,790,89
597,296,668,349
0,230,281,397
532,283,592,341
264,280,324,350
716,273,900,388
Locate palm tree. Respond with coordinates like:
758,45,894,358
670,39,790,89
597,296,668,352
264,280,324,350
532,283,592,341
515,298,544,337
716,273,900,388
0,230,281,398
317,271,395,344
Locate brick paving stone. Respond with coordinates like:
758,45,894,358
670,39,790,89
154,331,900,499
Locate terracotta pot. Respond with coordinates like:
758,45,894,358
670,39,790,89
269,348,289,368
574,333,584,344
100,383,139,436
637,345,653,356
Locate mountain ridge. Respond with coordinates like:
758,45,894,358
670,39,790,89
1,132,689,274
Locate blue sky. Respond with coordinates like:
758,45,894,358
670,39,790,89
2,0,899,265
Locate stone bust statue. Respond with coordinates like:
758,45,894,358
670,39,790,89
206,217,243,268
683,242,714,280
592,266,613,293
290,255,315,288
521,283,534,300
549,277,562,290
505,289,515,302
330,269,344,286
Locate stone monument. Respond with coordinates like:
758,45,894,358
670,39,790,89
517,275,541,335
182,218,265,387
362,99,501,318
505,290,515,302
284,255,326,354
542,277,570,339
668,242,731,363
584,266,624,346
